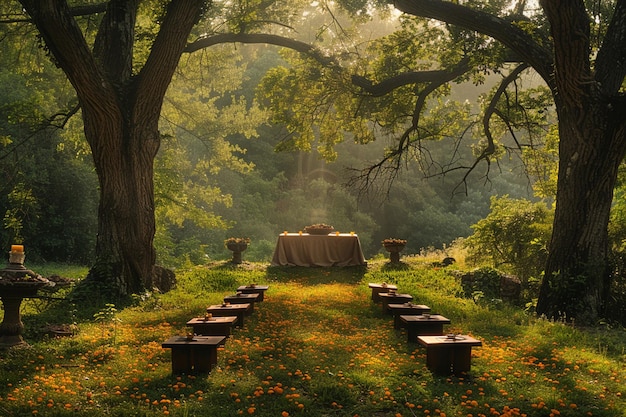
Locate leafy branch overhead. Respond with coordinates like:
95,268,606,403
185,1,557,195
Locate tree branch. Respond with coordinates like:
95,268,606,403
18,0,117,113
594,0,626,94
134,0,205,126
393,0,554,85
186,32,341,67
540,0,592,108
351,57,470,97
48,103,81,129
93,0,139,84
0,3,107,23
482,63,530,157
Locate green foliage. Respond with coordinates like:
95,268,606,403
259,55,361,161
154,47,268,267
477,83,553,160
2,182,36,243
0,66,97,262
523,124,559,199
607,166,626,324
460,266,503,305
175,265,245,294
93,303,121,344
464,195,552,284
609,165,626,253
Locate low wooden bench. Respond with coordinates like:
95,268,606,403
162,335,225,374
186,316,238,341
417,334,482,375
206,303,252,327
236,284,269,301
379,292,413,315
387,303,430,328
400,314,450,342
368,282,398,303
223,293,260,312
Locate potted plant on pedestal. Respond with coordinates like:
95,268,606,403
382,238,407,263
224,238,250,264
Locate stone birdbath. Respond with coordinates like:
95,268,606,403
382,238,407,263
225,238,250,264
0,245,52,347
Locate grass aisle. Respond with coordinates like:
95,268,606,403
216,278,427,417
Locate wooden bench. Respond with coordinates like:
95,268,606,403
186,316,238,341
387,303,430,328
206,303,252,327
379,292,413,315
400,314,450,342
417,335,482,375
236,284,269,301
368,283,398,302
162,335,225,374
223,293,260,312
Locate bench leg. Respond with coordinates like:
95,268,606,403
170,347,193,373
451,346,473,374
425,345,474,375
407,327,417,343
193,347,218,373
426,346,453,374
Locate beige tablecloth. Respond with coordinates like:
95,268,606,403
271,233,367,267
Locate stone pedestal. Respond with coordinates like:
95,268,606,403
0,295,26,346
226,242,248,264
383,244,405,263
0,261,51,347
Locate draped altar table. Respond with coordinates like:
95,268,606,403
270,233,367,267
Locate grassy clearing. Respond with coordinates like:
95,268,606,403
1,258,625,416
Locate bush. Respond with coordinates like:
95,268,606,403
460,266,521,306
464,195,552,286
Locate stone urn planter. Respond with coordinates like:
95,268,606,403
225,238,250,264
382,238,407,263
0,246,53,347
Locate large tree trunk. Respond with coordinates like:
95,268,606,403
19,0,205,297
536,107,624,324
535,0,626,324
83,109,159,295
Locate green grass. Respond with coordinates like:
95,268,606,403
1,258,625,416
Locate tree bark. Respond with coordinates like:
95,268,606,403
536,104,625,323
19,0,206,296
535,0,626,323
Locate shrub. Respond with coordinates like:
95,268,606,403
460,266,521,306
464,195,552,287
